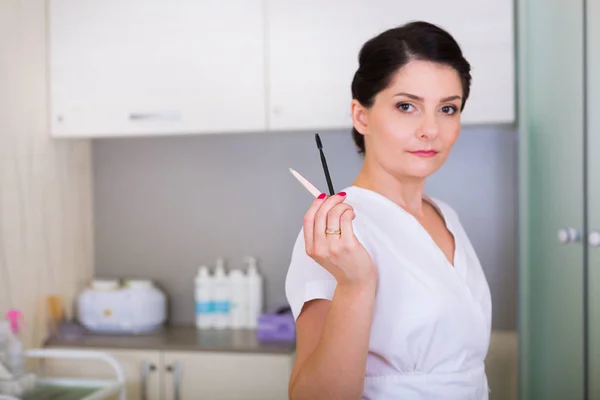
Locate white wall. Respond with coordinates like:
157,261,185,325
0,0,93,347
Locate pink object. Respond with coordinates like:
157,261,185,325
6,309,24,334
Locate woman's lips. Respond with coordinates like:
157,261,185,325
409,150,438,157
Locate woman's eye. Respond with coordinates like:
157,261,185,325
441,105,458,115
397,103,415,112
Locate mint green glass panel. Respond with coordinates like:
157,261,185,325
587,0,600,398
518,0,585,398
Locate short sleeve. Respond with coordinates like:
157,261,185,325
285,228,337,320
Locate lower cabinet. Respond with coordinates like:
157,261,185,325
38,349,161,400
39,347,293,400
163,351,291,400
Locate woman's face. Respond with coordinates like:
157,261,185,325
353,59,463,180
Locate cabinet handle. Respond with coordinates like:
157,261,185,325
589,230,600,247
141,361,156,400
558,227,581,244
128,111,181,121
167,362,182,400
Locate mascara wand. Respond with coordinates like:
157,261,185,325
315,133,335,195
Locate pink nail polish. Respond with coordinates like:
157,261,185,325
318,193,327,199
337,192,346,197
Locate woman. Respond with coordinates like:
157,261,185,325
285,21,492,399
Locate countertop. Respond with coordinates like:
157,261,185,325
44,325,296,355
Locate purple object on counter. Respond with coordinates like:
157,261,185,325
257,313,296,342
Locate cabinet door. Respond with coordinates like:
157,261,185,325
587,0,600,398
518,0,585,399
266,0,514,131
49,0,266,137
39,348,161,400
163,351,292,400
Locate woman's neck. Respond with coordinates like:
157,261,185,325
352,159,427,217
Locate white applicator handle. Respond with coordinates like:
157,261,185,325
289,168,322,198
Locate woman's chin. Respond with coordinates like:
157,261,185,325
406,162,443,179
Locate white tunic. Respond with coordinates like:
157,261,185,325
285,186,492,399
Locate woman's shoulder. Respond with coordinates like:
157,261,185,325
344,187,457,225
340,186,387,216
336,186,378,230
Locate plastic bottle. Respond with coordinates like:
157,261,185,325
2,309,24,376
245,257,263,329
228,269,247,329
0,320,21,376
0,324,11,378
212,258,230,329
195,265,213,329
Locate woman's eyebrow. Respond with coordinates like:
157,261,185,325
393,92,462,102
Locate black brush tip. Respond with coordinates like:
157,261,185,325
315,133,323,149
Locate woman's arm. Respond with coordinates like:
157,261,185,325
288,192,377,400
289,278,376,400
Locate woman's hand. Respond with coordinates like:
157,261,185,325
303,192,377,287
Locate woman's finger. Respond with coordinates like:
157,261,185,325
303,193,327,253
339,207,356,245
326,203,353,238
313,192,347,248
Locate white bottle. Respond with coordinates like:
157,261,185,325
0,321,22,376
228,269,248,329
245,256,263,329
195,265,213,329
212,258,230,329
0,324,12,379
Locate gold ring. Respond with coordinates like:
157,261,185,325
325,228,341,235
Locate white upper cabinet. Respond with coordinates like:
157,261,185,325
49,0,266,137
48,0,514,138
266,0,515,131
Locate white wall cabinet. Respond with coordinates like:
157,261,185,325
48,0,514,138
267,0,515,130
40,347,293,400
49,0,266,137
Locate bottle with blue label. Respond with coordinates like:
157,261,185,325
212,258,230,329
195,265,213,329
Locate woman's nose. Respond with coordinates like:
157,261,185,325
419,113,439,139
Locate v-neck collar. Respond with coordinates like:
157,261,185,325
346,186,487,325
347,186,462,272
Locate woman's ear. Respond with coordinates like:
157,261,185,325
351,99,369,136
